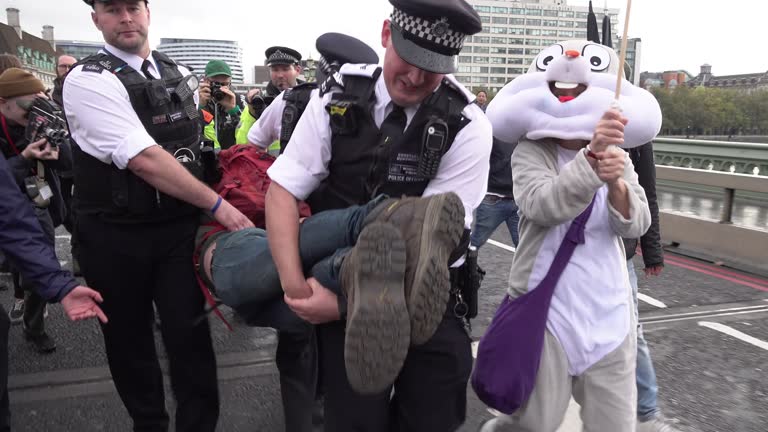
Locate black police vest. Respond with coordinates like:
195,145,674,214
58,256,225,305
307,67,470,213
69,51,203,223
279,82,317,152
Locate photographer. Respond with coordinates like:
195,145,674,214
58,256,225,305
233,88,274,145
199,60,242,150
0,68,72,353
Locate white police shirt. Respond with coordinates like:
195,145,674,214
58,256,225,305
267,64,493,230
63,43,196,170
247,88,323,149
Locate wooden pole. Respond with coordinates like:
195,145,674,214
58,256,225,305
614,0,633,100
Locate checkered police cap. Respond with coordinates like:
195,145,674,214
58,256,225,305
390,8,466,56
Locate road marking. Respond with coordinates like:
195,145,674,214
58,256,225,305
59,261,67,266
637,293,667,308
55,235,71,239
699,321,768,351
471,341,479,359
665,255,768,286
487,239,516,253
643,304,768,324
664,257,768,292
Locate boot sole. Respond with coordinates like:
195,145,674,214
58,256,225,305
344,223,410,394
409,193,465,345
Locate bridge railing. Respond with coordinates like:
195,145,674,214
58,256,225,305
656,165,768,273
653,137,768,176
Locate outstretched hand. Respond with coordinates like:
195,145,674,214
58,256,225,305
60,286,108,323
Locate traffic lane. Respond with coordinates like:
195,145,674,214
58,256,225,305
10,373,284,432
644,315,768,432
632,253,768,315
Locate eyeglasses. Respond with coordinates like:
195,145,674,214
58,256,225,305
57,64,74,70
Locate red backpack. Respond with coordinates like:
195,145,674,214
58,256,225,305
214,145,311,228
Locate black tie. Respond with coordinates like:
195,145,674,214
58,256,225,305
140,59,154,80
380,104,407,144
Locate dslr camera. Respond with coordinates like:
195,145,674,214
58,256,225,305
23,97,69,148
249,94,275,119
209,81,226,103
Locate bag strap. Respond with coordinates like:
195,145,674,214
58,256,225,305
192,222,233,331
537,196,597,293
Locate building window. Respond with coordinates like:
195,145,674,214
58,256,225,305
471,66,489,73
510,18,525,25
542,29,558,36
526,38,541,46
491,37,508,45
491,67,507,74
575,31,587,38
472,76,489,83
458,66,471,73
526,9,543,16
508,68,525,75
507,58,524,65
508,39,525,46
482,26,491,33
558,10,575,18
575,12,588,19
473,36,491,44
560,20,576,28
509,28,525,35
542,19,558,27
524,48,541,56
509,48,525,55
490,77,509,84
558,30,574,38
492,16,507,24
474,5,491,13
526,29,541,36
491,57,506,64
491,47,507,55
492,7,508,14
510,8,525,15
458,56,472,63
491,27,508,34
455,75,471,82
575,21,587,28
480,15,491,23
527,19,541,26
474,46,490,54
474,56,490,63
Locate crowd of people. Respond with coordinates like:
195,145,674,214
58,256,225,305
0,0,683,431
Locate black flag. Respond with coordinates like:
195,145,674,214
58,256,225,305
602,13,613,47
587,1,600,44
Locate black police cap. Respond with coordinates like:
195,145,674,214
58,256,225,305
265,46,302,67
316,33,379,66
388,0,481,74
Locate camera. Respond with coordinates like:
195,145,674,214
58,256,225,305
249,94,274,119
23,97,69,148
210,81,226,103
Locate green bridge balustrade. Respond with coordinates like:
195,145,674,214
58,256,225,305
653,138,768,177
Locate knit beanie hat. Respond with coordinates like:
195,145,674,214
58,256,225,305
0,68,46,98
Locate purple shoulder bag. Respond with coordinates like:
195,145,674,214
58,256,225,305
471,198,596,414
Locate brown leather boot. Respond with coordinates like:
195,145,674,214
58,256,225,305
362,192,465,345
341,222,409,394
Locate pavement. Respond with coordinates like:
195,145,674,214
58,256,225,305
1,223,766,432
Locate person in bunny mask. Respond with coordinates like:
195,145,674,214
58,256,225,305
477,38,661,432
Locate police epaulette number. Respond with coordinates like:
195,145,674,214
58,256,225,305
82,63,105,74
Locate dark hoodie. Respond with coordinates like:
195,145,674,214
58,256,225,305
622,142,663,268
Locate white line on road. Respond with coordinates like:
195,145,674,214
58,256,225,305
471,341,479,359
699,321,768,351
487,239,516,253
59,261,67,267
55,235,71,239
638,293,667,308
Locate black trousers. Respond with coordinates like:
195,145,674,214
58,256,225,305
319,299,473,432
12,207,53,336
76,214,219,432
0,305,10,432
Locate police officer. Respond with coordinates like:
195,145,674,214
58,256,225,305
63,1,252,430
244,33,378,432
265,0,491,430
235,46,303,149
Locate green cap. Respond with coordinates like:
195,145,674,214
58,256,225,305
205,60,232,78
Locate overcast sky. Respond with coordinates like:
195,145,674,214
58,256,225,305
2,0,766,81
